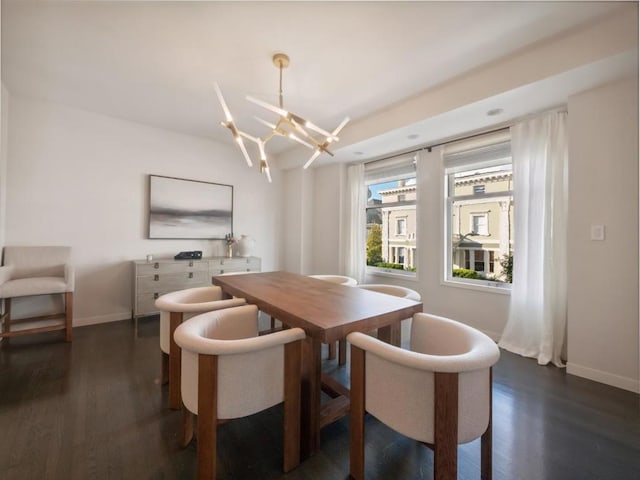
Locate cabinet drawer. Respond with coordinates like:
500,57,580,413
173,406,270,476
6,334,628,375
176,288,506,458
136,293,163,316
211,258,261,276
136,260,208,276
137,271,209,294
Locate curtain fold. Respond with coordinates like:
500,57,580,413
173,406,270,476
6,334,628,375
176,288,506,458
345,163,366,283
499,111,568,366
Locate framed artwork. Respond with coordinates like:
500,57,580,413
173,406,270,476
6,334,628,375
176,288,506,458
148,175,233,239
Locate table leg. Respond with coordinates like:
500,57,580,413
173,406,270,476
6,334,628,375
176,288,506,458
377,322,401,347
300,335,321,459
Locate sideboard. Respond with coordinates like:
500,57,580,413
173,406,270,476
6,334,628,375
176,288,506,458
132,256,261,320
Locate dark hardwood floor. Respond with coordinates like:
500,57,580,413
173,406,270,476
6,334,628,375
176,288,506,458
1,316,638,480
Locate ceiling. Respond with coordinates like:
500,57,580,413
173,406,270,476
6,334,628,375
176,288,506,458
2,1,637,168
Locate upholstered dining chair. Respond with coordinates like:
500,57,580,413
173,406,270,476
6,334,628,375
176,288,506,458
0,246,74,342
347,312,500,480
155,285,246,410
174,304,306,479
357,283,421,347
308,274,358,365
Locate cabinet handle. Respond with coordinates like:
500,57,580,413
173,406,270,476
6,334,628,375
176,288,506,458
154,262,159,269
188,272,193,279
189,261,193,267
154,274,159,281
154,293,159,299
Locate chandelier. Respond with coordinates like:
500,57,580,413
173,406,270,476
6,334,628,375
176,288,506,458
214,53,350,182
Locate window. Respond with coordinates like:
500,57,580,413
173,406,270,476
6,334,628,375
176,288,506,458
396,218,407,235
471,213,489,235
444,133,513,288
365,154,417,277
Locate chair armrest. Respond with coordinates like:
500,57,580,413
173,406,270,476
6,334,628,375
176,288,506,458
64,264,75,292
176,319,306,355
347,331,499,373
0,266,14,285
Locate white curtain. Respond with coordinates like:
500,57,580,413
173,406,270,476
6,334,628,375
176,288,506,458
499,111,568,366
345,163,366,283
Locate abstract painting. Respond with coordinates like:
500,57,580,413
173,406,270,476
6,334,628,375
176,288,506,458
148,175,233,239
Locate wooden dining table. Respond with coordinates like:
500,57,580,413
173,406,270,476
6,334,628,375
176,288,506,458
212,270,423,458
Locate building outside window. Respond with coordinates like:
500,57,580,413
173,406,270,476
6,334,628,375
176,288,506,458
444,134,513,287
365,154,417,276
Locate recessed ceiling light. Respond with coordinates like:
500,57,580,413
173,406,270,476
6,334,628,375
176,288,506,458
407,134,419,140
487,108,504,117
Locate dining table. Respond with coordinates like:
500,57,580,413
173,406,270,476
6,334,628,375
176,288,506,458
212,270,423,458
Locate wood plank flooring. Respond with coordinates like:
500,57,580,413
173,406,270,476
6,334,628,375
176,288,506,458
1,316,638,479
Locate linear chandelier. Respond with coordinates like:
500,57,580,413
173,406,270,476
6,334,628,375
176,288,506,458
214,53,350,182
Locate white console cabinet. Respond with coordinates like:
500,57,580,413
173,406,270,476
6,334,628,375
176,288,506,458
132,256,261,319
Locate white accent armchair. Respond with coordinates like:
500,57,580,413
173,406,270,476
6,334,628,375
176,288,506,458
347,312,500,480
0,246,74,342
357,283,421,347
174,304,306,479
155,285,246,410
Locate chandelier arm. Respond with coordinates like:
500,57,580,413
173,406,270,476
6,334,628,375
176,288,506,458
303,150,322,170
214,83,233,122
236,137,254,168
246,95,288,117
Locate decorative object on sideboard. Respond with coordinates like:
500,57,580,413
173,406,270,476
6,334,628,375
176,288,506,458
225,233,236,258
214,52,350,182
237,235,256,257
148,175,233,239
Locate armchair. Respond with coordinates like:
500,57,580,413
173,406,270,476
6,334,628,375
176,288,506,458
347,312,500,480
0,246,74,342
155,285,246,410
174,304,305,479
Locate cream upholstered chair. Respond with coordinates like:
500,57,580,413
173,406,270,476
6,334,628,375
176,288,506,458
308,274,358,364
357,283,421,347
347,312,500,480
155,285,246,410
174,304,306,479
0,246,74,342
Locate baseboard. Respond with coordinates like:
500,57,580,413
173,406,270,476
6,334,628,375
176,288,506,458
74,312,132,328
567,362,640,394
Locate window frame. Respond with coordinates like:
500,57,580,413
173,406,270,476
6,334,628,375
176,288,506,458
443,137,513,291
364,154,418,279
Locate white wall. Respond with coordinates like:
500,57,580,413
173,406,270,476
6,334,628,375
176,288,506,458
310,163,345,275
5,93,282,326
567,77,639,392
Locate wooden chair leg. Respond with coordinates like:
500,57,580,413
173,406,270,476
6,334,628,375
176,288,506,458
161,351,169,385
481,368,493,480
198,354,218,479
283,340,301,472
349,345,366,480
2,298,11,336
168,312,183,410
434,372,459,480
328,341,337,360
65,292,73,342
338,339,347,366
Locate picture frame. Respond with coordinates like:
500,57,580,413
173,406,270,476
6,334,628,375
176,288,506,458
148,175,233,239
